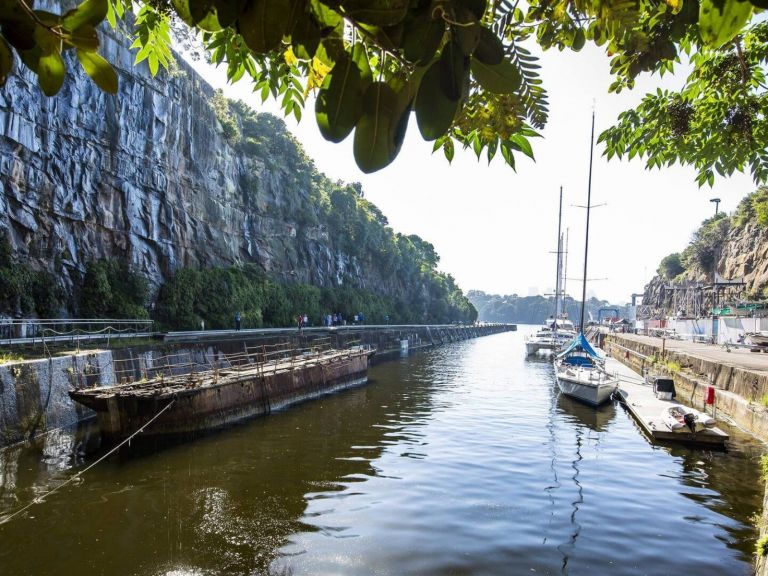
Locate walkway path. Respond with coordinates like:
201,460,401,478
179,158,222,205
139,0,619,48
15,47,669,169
617,333,768,375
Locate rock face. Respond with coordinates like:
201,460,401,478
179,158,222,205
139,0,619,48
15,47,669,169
0,3,391,300
720,220,768,291
643,219,768,313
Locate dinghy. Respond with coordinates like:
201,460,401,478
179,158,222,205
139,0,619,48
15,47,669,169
661,405,716,433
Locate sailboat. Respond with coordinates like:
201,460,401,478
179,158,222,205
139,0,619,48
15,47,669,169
525,187,576,356
554,112,618,406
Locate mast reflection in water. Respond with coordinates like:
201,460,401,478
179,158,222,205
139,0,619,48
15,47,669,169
0,328,764,576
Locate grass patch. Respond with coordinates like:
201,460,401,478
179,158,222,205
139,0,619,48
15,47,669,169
665,360,682,373
757,534,768,557
0,350,23,365
761,455,768,482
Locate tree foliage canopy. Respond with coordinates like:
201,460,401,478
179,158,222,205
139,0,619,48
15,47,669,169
0,0,766,180
657,252,685,280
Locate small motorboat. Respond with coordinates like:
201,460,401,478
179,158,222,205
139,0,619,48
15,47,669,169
661,405,716,433
747,332,768,347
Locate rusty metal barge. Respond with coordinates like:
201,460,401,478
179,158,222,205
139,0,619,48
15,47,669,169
69,343,375,444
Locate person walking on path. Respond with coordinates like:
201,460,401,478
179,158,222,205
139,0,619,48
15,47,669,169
235,312,241,331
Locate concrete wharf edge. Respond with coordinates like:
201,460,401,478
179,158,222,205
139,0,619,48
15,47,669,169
607,357,728,447
604,333,768,443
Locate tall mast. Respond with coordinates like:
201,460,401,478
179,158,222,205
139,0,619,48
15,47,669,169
554,186,564,329
579,111,596,332
563,228,569,308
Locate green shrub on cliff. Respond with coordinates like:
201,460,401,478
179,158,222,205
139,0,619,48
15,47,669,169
212,90,240,143
79,259,149,319
657,253,685,280
734,187,768,229
681,214,730,273
153,263,476,331
0,233,63,318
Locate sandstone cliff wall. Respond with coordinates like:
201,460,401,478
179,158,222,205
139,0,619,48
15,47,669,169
0,3,386,300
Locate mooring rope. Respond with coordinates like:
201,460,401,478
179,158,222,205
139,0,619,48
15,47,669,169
0,398,177,526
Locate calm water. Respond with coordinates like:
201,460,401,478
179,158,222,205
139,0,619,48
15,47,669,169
0,330,765,575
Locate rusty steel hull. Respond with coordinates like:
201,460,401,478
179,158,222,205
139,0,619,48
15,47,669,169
70,350,372,444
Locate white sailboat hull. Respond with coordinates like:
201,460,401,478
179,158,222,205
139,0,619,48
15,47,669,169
555,363,617,407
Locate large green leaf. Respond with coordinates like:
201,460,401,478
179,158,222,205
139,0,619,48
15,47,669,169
310,0,343,31
415,61,460,140
353,81,401,173
38,52,66,96
19,46,41,73
77,50,118,93
2,16,36,50
572,27,586,51
66,24,100,52
402,12,444,64
340,0,408,27
170,0,196,26
454,0,487,19
390,78,415,158
457,22,481,56
351,42,372,82
190,0,224,31
316,51,364,142
0,35,12,86
316,37,344,66
188,0,248,31
699,0,752,48
0,0,24,20
439,39,469,101
214,0,248,27
237,0,291,53
291,16,320,59
474,27,503,64
470,57,521,94
62,0,108,31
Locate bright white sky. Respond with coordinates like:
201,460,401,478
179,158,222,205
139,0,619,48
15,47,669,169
188,41,754,305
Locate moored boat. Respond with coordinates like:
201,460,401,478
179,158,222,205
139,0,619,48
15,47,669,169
661,405,716,432
526,186,575,357
69,345,375,444
555,333,618,406
525,317,577,356
747,331,768,346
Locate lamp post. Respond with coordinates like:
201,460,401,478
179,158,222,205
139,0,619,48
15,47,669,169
710,197,721,216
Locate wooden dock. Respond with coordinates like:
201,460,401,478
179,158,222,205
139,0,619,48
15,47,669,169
607,357,729,447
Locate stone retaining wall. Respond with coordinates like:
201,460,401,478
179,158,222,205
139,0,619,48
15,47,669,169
605,334,768,443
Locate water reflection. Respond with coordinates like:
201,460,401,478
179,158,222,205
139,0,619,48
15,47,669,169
557,393,617,433
0,355,443,576
0,333,763,576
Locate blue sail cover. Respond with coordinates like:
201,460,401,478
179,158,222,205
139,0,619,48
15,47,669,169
556,332,600,360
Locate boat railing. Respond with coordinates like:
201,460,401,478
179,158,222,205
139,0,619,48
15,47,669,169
74,337,369,389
